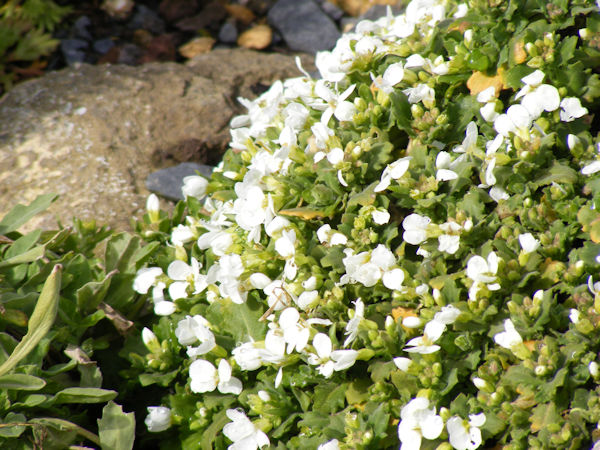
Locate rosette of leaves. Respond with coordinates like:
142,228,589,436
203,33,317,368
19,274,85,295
131,0,600,448
0,195,169,449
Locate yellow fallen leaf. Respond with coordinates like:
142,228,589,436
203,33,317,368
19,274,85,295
178,37,216,59
237,24,272,50
467,69,506,96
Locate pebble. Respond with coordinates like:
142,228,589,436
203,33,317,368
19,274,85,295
61,39,89,65
146,163,213,201
93,38,115,54
129,5,166,34
218,20,239,44
73,16,92,40
267,0,340,53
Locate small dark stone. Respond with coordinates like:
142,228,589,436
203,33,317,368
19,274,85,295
117,43,142,65
146,163,213,201
268,0,340,53
61,38,89,65
320,1,344,22
159,0,199,23
175,1,226,32
218,20,238,44
73,16,92,40
93,38,115,54
129,5,166,34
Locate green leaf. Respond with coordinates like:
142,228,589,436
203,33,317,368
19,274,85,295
97,402,135,450
29,417,100,446
200,409,229,450
54,387,117,404
206,296,267,343
0,412,27,438
531,162,578,189
76,269,118,313
0,373,46,391
0,245,45,269
530,402,562,433
389,91,414,135
0,264,61,376
0,194,58,235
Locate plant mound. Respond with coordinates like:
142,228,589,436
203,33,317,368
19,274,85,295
133,0,600,448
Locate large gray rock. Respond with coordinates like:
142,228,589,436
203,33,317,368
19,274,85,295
0,49,314,232
268,0,340,53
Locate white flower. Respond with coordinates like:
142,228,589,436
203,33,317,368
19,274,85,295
308,333,358,378
560,97,588,122
372,62,404,94
569,308,580,324
167,258,207,300
374,157,411,192
494,319,523,349
171,224,196,246
317,224,348,246
518,233,540,254
403,83,435,107
436,151,458,181
318,439,340,450
278,307,310,353
402,214,431,245
447,413,486,450
582,160,600,175
372,209,391,224
189,359,242,395
466,252,499,284
182,175,209,199
133,267,163,294
590,361,599,378
223,408,270,450
402,316,422,328
393,357,412,371
344,298,364,347
145,406,171,432
232,341,264,371
453,121,478,153
494,104,532,137
175,315,216,356
275,229,296,258
313,80,357,125
438,234,460,254
146,193,159,220
398,397,444,450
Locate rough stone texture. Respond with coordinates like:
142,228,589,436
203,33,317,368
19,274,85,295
0,49,314,232
268,0,340,53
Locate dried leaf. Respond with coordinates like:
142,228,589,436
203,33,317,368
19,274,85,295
237,24,272,50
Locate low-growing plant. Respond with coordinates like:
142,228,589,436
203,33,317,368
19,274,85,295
129,0,600,448
0,194,171,449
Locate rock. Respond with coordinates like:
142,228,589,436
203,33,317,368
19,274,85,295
93,38,115,54
73,16,92,40
101,0,135,19
159,0,198,23
0,49,314,232
178,37,216,58
175,1,227,32
320,1,345,21
146,163,212,201
129,5,166,35
237,24,272,50
61,39,89,65
268,0,340,53
218,20,238,44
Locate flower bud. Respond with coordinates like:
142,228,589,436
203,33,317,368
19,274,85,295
145,406,172,432
146,194,160,223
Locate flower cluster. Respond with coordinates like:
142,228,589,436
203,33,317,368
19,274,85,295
132,0,600,448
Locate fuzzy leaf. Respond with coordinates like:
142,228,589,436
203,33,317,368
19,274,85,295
0,193,58,235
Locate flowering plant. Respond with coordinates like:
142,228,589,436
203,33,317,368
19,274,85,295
132,0,600,448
